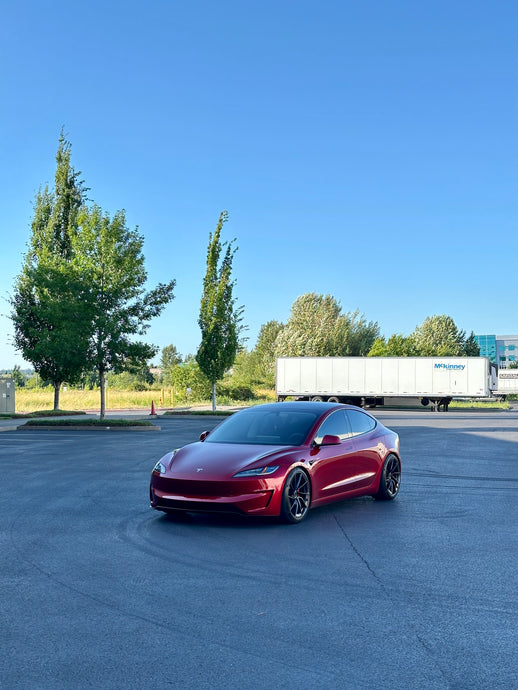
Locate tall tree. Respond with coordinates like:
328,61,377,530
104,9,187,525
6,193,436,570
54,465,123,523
160,344,183,386
196,211,243,411
73,205,175,418
253,320,284,387
10,132,89,409
275,293,379,357
463,331,481,356
412,314,467,356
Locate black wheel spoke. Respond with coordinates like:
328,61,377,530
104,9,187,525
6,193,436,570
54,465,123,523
375,454,401,501
284,470,311,521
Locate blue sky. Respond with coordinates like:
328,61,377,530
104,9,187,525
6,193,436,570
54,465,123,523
1,0,516,369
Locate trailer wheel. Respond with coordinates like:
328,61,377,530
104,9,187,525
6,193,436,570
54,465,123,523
327,396,340,403
421,397,429,407
311,396,323,402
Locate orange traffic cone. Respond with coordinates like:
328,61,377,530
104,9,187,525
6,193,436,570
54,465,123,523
150,400,157,416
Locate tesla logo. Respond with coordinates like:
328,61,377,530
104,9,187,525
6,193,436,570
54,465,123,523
196,468,204,472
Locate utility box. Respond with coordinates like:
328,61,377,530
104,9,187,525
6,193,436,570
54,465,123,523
0,378,15,414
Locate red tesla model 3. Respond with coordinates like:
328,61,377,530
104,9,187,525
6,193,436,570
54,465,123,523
150,401,401,523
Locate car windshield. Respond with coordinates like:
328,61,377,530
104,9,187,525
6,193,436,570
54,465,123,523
205,408,320,445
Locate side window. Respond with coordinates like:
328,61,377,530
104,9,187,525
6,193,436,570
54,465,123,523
313,410,350,444
346,409,376,437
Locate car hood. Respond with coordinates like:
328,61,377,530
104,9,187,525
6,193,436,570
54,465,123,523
166,441,294,479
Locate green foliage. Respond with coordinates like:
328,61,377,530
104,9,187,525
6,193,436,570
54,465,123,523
411,314,472,356
12,132,175,418
10,132,90,409
252,320,284,386
370,320,480,358
27,130,88,262
216,381,255,401
10,365,27,388
464,331,481,356
196,211,243,409
229,321,284,390
11,260,93,385
160,344,183,385
107,366,155,391
72,204,175,416
368,333,418,357
173,356,212,401
275,293,379,357
25,374,50,389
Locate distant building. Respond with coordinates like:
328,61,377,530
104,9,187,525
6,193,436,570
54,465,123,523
475,334,518,368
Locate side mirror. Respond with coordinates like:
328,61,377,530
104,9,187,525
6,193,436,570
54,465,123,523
318,434,342,446
311,434,342,448
199,430,210,442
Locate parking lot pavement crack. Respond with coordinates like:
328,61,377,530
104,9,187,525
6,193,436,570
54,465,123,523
333,514,386,593
333,514,454,687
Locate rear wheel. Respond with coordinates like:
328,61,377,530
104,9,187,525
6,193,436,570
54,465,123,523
280,468,311,523
311,396,323,402
327,396,340,403
374,454,401,500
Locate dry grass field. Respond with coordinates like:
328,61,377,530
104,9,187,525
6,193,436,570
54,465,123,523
15,389,180,414
14,387,276,414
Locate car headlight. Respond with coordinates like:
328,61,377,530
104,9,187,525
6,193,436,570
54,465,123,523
233,465,280,478
152,449,179,474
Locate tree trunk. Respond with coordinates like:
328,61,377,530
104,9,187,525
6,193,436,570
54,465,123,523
53,383,60,410
212,382,216,412
99,369,106,420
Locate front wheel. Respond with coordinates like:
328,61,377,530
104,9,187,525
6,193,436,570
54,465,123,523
374,454,401,500
280,468,311,523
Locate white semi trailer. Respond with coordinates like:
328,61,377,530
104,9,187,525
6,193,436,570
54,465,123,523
276,357,497,411
493,369,518,400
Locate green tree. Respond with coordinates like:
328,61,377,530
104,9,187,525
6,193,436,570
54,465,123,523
196,211,243,411
341,309,381,356
107,364,154,391
275,293,379,357
250,320,284,387
463,331,480,356
73,205,175,418
160,344,183,386
368,333,418,357
412,315,467,356
10,132,90,409
174,355,212,402
10,365,26,388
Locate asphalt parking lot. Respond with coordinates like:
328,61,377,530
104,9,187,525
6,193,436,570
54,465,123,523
1,409,517,689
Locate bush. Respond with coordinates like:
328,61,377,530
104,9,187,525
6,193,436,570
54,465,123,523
217,383,255,401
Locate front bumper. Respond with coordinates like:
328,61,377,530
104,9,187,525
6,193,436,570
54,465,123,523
150,474,276,515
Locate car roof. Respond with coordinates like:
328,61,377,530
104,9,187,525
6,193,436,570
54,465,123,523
243,401,349,413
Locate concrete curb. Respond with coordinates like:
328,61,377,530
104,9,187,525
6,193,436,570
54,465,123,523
16,424,161,431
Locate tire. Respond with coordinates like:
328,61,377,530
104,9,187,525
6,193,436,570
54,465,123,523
280,468,311,523
374,454,401,500
311,396,323,402
327,396,340,403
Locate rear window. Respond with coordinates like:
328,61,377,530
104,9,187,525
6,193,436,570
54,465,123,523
346,409,377,436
